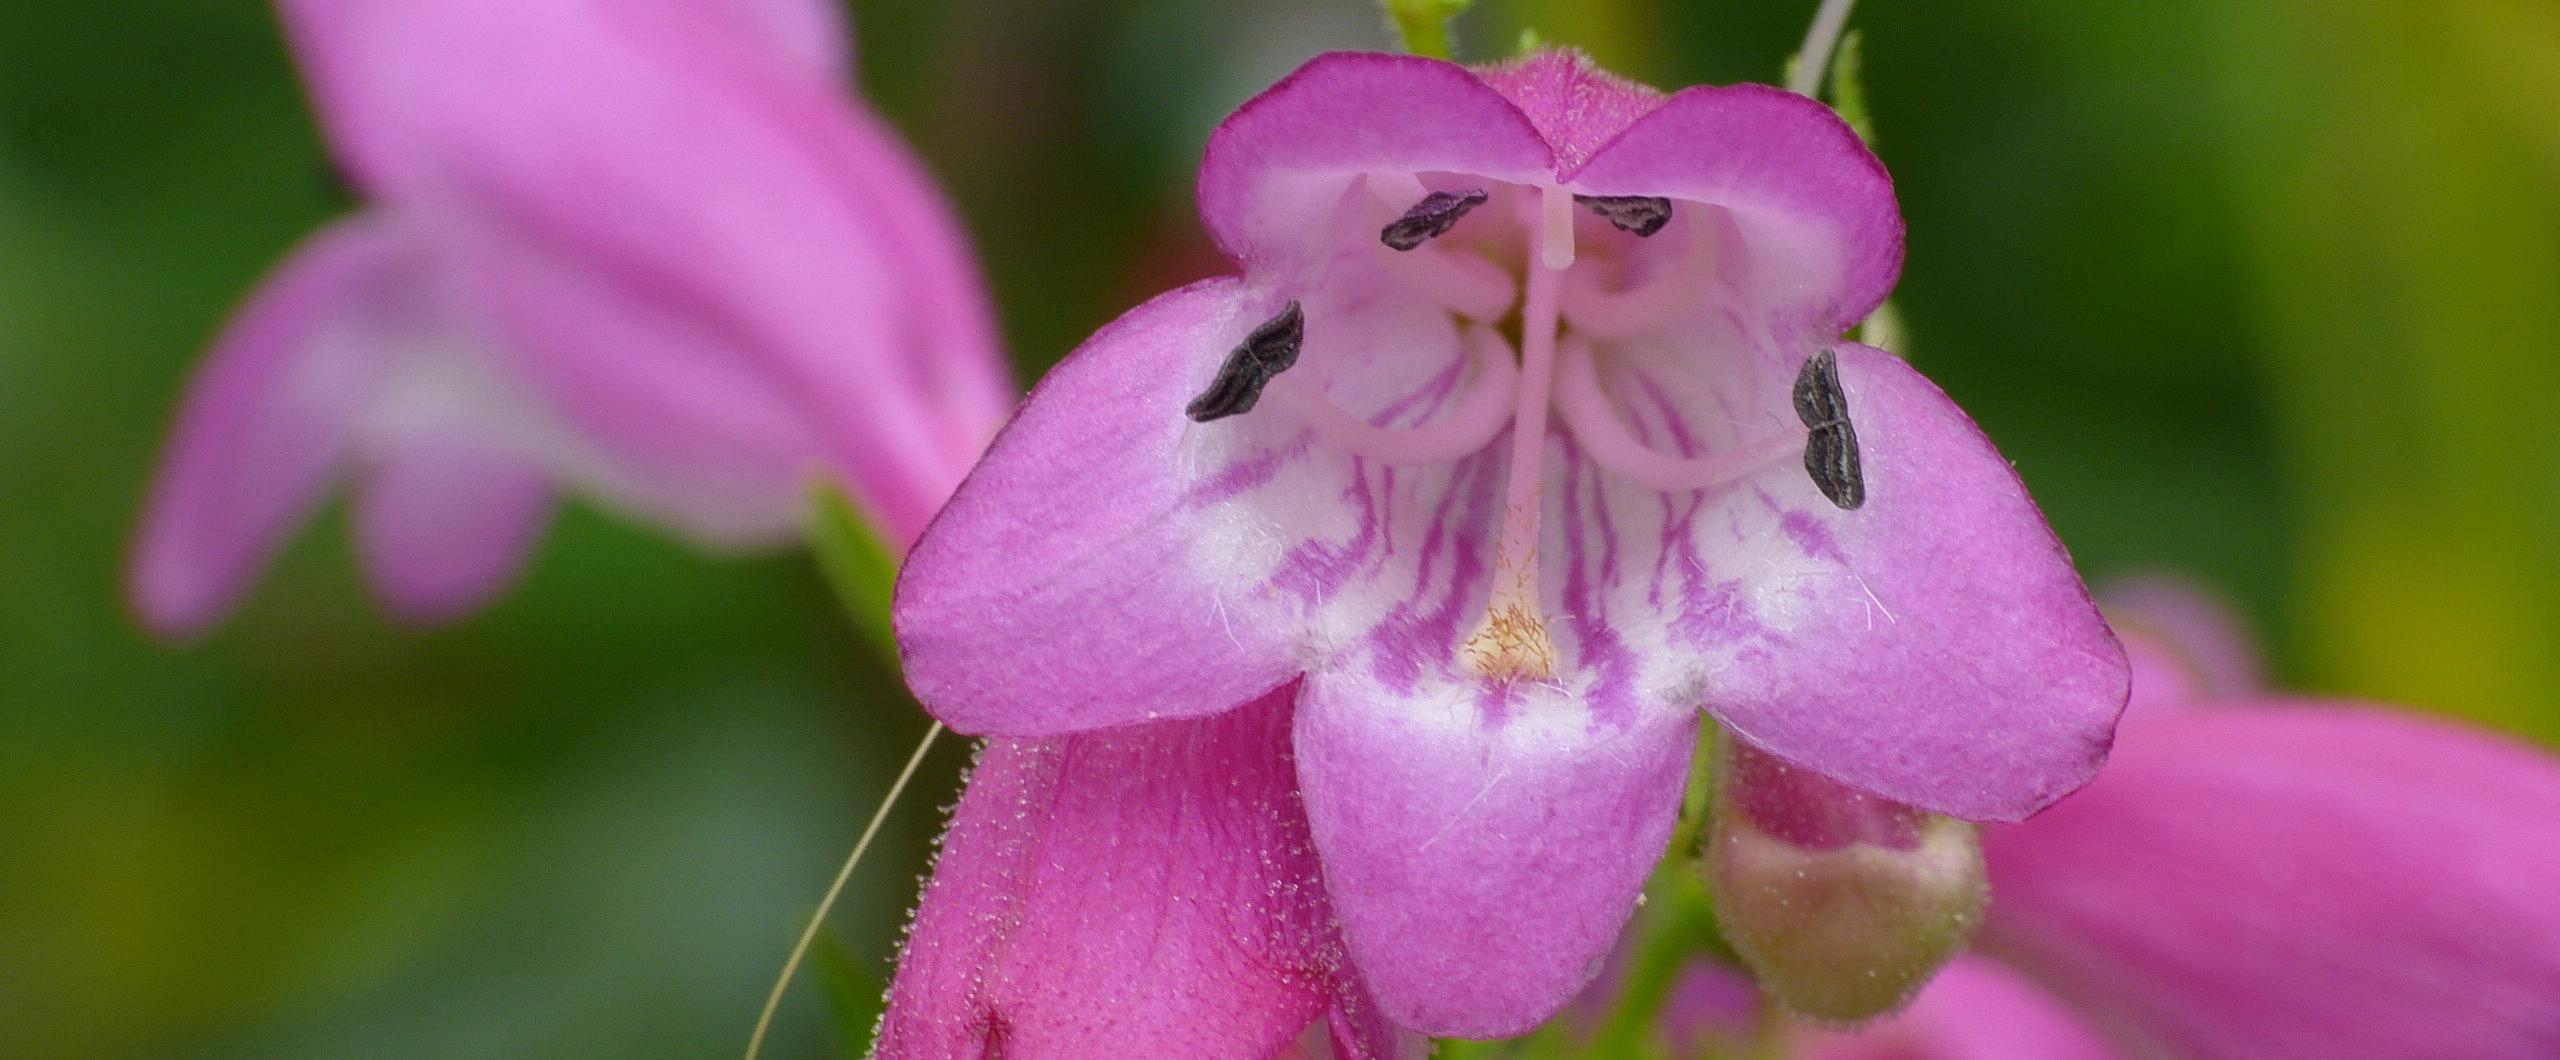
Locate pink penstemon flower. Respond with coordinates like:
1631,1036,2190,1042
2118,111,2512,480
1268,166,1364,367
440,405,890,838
129,0,1011,635
886,46,2128,1046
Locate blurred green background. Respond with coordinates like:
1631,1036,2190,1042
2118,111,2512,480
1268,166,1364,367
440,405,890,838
3,0,2553,1056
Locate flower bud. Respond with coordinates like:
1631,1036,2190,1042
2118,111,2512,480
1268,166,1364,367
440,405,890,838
1704,737,1986,1023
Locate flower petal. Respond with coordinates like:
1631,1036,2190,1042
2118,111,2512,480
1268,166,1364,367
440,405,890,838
464,229,828,547
351,430,554,625
2113,628,2213,722
1688,344,2126,821
1980,704,2560,1059
128,215,404,638
1569,83,1901,333
1471,49,1667,172
707,0,853,82
813,99,1019,527
1198,51,1556,276
328,0,1002,544
2099,574,2266,717
1655,962,1766,1056
1320,979,1433,1060
1294,667,1696,1036
282,0,853,190
876,689,1337,1059
271,0,403,195
896,278,1298,736
1803,955,2121,1060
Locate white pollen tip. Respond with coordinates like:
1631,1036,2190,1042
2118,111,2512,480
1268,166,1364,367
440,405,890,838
1540,185,1577,271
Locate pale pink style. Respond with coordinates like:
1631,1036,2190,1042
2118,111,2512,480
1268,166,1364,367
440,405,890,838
888,49,2126,1044
130,0,1011,634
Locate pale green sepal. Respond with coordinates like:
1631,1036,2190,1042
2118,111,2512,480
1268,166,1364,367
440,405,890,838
803,481,901,662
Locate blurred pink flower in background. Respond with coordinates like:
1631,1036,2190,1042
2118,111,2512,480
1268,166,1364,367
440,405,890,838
1797,956,2120,1060
1957,581,2560,1059
1629,580,2560,1060
880,47,2125,1052
129,0,1012,636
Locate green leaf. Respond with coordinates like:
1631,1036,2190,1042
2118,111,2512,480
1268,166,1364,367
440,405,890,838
803,482,902,662
2214,0,2560,743
1586,726,1739,1057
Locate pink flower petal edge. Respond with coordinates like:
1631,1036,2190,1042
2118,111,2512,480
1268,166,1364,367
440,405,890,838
129,215,403,637
1700,345,2126,822
894,279,1299,736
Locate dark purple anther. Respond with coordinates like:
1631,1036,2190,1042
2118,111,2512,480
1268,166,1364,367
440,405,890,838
1793,348,1864,510
1380,188,1491,251
1186,302,1306,422
1573,195,1674,237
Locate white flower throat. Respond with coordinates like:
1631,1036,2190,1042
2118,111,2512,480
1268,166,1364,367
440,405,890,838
1187,180,1865,683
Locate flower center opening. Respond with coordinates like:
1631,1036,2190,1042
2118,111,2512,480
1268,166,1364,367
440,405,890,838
1184,175,1867,683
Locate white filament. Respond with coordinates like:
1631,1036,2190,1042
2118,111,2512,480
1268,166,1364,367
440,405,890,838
1554,339,1800,493
1263,323,1521,466
1560,221,1715,342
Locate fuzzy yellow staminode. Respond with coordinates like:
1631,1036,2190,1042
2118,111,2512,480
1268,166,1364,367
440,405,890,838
1463,592,1558,682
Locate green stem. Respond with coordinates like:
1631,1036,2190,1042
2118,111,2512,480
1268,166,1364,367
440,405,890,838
1385,0,1471,60
1825,32,1877,145
1589,725,1737,1054
1786,0,1861,96
1589,884,1731,1054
